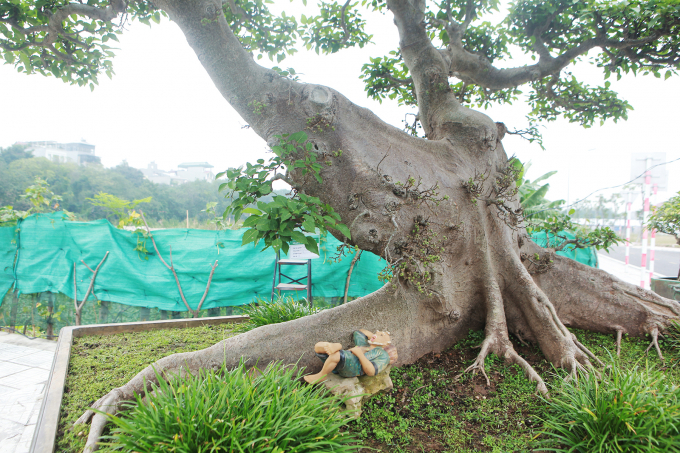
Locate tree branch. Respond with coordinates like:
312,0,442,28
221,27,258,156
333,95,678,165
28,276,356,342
139,210,196,315
78,252,110,311
388,0,464,138
73,252,109,325
0,0,127,60
460,0,476,36
343,249,362,304
448,28,666,90
339,0,352,46
196,260,219,312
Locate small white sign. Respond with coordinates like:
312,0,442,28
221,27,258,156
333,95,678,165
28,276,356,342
288,243,319,260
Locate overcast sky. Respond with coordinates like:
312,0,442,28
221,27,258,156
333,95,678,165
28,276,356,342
1,6,678,211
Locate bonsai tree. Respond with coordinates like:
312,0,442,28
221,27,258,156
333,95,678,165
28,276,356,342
648,192,680,279
2,1,680,450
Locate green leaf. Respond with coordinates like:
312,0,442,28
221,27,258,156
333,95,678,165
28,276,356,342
288,131,308,144
256,217,271,231
302,219,316,233
242,215,260,228
242,207,262,215
291,231,307,244
335,223,351,239
304,236,319,255
241,228,259,246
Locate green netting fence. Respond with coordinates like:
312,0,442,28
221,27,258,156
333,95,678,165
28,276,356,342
1,212,386,308
0,212,387,336
529,230,599,268
0,213,598,337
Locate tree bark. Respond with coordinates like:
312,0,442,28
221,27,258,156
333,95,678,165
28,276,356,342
75,1,680,451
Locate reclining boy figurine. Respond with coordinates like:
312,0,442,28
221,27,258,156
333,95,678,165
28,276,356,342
303,329,398,383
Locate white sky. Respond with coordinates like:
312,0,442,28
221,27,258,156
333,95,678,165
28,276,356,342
1,6,678,211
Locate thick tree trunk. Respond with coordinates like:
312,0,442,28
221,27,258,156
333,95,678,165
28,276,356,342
76,1,680,450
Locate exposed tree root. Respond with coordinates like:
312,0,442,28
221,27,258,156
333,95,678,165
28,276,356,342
571,333,605,367
505,349,548,395
74,284,471,452
463,337,493,386
645,327,664,361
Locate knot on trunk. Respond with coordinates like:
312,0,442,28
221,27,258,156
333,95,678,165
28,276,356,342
302,85,337,123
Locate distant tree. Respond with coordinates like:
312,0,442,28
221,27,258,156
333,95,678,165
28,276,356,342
0,144,32,165
86,192,151,228
648,192,680,279
111,162,145,186
0,156,229,223
80,154,102,165
516,161,565,220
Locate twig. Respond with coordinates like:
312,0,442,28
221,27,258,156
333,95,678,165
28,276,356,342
343,250,362,304
74,252,109,325
139,210,220,318
339,0,351,45
78,252,109,311
139,211,195,315
196,260,219,312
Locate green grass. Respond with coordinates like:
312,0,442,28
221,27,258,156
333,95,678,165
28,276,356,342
100,361,361,453
352,329,548,452
58,324,680,453
351,329,680,452
58,323,240,453
538,362,680,452
237,296,321,331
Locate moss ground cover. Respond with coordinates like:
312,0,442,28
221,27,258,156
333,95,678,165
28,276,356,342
351,329,680,452
56,323,680,453
57,323,239,453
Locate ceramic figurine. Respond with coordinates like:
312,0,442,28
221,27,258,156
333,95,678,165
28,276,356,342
304,329,398,383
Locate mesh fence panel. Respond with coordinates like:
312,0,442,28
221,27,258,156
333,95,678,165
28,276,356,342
0,212,386,336
0,213,598,338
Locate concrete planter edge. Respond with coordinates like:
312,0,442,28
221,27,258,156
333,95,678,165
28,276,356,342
29,315,250,453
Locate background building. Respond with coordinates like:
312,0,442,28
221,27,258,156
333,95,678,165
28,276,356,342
19,140,100,165
177,162,214,182
139,161,214,185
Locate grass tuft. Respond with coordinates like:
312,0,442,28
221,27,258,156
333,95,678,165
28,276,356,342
99,360,361,453
238,296,320,330
537,362,680,452
663,320,680,367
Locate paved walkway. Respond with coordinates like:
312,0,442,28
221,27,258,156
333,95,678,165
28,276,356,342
0,331,56,453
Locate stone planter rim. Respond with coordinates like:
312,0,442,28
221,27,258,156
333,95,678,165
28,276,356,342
29,315,249,453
